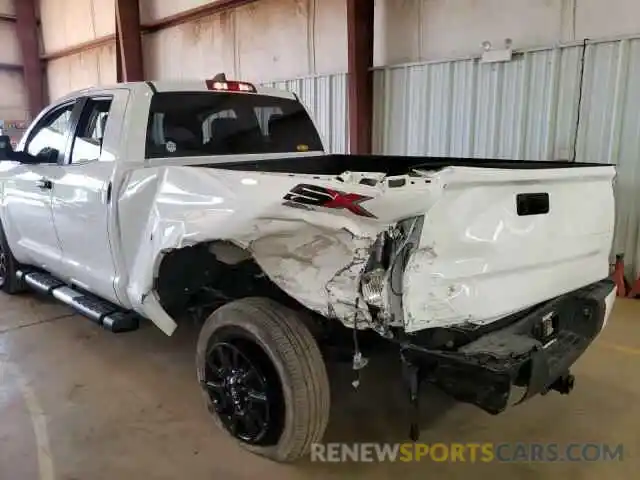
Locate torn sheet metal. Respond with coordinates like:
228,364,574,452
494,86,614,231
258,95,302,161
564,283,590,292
121,166,390,336
118,163,616,337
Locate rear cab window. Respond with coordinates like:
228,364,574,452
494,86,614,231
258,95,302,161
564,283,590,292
145,92,323,159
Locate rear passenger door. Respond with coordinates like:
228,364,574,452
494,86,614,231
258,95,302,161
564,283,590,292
51,91,129,305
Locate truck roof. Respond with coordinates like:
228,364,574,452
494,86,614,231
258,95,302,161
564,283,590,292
56,80,297,103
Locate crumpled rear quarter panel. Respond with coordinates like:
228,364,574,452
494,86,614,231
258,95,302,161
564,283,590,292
117,166,383,334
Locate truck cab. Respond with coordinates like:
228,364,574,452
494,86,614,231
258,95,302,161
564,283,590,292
1,79,324,312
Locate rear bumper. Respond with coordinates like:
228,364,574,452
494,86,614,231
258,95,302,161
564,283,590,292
401,279,616,414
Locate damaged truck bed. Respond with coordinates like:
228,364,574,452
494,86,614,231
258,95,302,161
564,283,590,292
0,78,617,463
133,153,615,336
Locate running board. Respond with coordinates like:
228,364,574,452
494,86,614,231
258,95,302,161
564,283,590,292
16,270,139,333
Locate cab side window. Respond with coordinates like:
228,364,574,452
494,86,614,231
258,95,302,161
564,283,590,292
70,98,113,164
25,103,75,162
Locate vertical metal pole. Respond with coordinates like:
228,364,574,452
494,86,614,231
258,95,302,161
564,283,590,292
115,0,144,82
347,0,374,154
15,0,45,118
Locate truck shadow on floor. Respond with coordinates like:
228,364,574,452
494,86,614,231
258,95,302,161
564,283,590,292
147,316,460,448
319,333,459,445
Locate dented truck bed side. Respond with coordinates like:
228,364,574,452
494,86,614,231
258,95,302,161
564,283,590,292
113,159,615,337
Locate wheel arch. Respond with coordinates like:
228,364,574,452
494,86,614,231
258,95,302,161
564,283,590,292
150,239,312,333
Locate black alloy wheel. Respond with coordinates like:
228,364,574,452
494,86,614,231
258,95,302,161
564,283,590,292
196,297,331,462
202,332,285,446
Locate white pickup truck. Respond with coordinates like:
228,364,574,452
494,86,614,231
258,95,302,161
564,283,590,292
0,75,617,462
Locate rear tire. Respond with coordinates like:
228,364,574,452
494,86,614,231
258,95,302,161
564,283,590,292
0,222,25,295
196,297,330,462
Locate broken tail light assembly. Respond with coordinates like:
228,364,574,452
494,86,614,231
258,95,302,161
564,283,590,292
283,183,386,310
282,184,376,218
360,267,387,308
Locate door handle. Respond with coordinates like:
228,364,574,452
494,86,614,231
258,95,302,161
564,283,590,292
105,181,112,204
36,178,53,190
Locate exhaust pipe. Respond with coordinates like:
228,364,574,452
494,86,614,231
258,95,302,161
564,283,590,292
549,373,575,395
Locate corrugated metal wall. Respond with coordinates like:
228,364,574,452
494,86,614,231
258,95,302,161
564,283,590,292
261,73,349,153
373,36,640,276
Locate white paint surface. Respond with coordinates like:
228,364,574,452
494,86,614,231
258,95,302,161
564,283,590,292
403,166,615,331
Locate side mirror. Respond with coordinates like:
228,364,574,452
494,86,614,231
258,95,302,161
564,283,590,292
34,147,60,164
0,135,14,160
0,137,56,165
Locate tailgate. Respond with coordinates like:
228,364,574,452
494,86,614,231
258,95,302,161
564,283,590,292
402,165,616,332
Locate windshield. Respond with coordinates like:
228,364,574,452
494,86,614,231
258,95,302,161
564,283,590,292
145,92,324,159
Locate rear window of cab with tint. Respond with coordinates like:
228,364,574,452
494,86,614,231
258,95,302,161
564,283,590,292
145,92,324,159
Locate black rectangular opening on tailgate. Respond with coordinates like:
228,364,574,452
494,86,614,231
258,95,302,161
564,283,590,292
517,192,549,216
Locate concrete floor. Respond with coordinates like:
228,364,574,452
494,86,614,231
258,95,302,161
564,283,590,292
0,292,638,480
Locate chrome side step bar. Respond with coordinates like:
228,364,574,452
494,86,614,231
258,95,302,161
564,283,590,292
16,270,139,333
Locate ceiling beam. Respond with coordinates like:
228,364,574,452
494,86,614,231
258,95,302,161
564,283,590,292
15,0,45,118
41,34,116,61
0,62,23,72
115,0,144,82
347,0,374,154
142,0,258,34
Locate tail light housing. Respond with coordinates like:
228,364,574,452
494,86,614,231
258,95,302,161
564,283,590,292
360,268,387,308
205,79,257,93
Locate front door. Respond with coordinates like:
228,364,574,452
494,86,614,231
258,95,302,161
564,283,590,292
3,101,80,272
